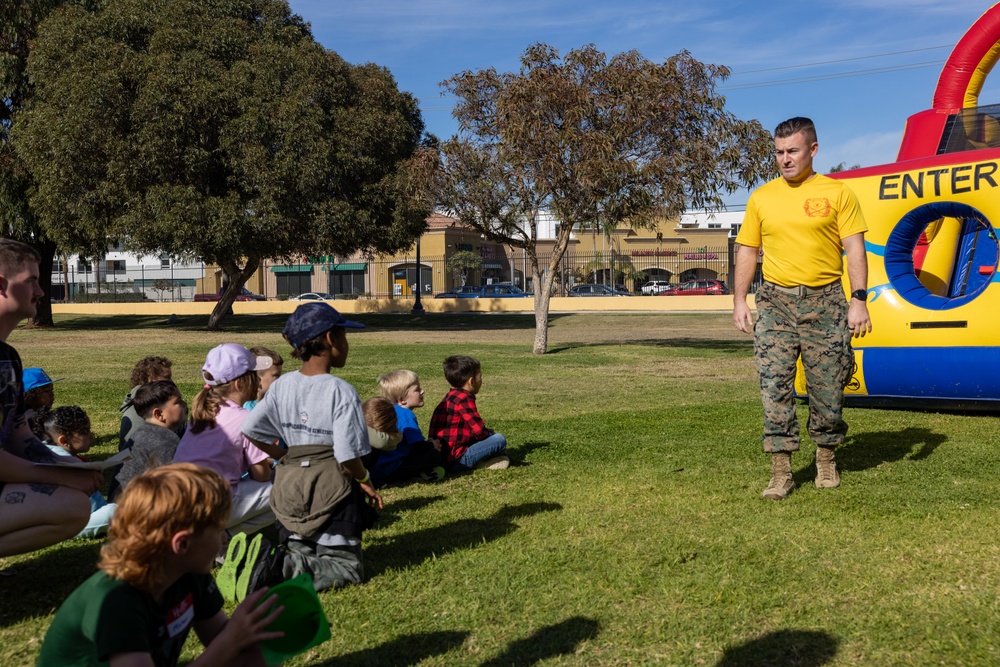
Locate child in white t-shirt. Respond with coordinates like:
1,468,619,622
35,405,116,538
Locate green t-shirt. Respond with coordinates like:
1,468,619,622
37,570,223,667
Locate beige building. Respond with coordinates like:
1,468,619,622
204,210,742,299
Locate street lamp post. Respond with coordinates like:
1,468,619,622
411,237,425,315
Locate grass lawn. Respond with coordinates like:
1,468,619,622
2,312,999,666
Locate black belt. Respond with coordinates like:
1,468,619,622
764,280,839,297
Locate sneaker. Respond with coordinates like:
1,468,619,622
238,537,287,602
419,466,446,483
474,455,510,471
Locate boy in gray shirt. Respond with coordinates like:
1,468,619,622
114,381,186,498
241,303,381,593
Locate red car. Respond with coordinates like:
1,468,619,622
661,280,730,296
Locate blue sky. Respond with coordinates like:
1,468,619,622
287,1,998,206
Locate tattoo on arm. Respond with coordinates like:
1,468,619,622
29,483,57,496
23,440,58,464
4,492,25,505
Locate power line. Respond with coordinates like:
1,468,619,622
731,44,953,75
722,60,943,91
416,46,955,111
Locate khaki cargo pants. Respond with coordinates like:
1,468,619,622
753,281,854,453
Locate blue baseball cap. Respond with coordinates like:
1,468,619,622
283,302,363,349
23,368,63,392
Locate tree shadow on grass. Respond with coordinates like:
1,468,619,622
366,502,562,578
480,616,600,666
51,313,562,334
0,539,102,627
715,629,839,667
309,630,469,667
547,338,751,355
508,441,551,466
374,494,446,531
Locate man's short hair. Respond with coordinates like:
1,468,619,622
133,380,182,419
443,355,481,389
0,239,41,277
774,117,817,145
378,369,419,404
100,463,230,591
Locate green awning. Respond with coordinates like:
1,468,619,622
324,263,366,272
270,265,313,273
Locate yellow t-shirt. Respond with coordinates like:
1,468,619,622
736,173,867,288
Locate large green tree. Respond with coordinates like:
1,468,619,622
438,43,775,354
18,0,432,328
0,0,100,326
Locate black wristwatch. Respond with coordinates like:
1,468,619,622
851,289,867,301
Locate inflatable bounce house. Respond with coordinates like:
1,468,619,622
795,3,1000,409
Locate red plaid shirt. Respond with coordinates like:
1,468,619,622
429,388,489,463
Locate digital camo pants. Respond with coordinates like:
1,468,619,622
753,282,854,453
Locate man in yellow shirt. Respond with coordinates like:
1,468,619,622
733,117,872,500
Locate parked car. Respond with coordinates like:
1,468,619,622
568,283,631,296
660,280,730,296
193,287,265,302
435,284,529,299
640,280,671,295
290,292,334,301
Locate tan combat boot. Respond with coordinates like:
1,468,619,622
762,452,794,500
815,446,840,489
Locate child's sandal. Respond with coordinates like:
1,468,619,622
216,532,247,602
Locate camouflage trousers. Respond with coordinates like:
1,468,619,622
753,281,854,453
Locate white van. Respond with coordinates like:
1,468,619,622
640,280,671,295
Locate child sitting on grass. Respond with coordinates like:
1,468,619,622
429,355,509,471
242,347,283,412
242,346,285,457
241,302,382,593
23,367,62,420
371,370,445,486
360,397,403,472
34,405,116,539
119,356,183,450
173,344,275,537
37,463,284,667
114,380,186,498
111,356,185,499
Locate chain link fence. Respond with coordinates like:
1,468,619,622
50,245,763,302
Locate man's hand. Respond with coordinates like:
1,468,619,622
848,299,872,338
733,300,754,334
39,466,103,495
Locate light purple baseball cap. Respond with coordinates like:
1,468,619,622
202,343,273,387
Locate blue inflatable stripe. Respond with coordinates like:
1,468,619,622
861,347,1000,399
